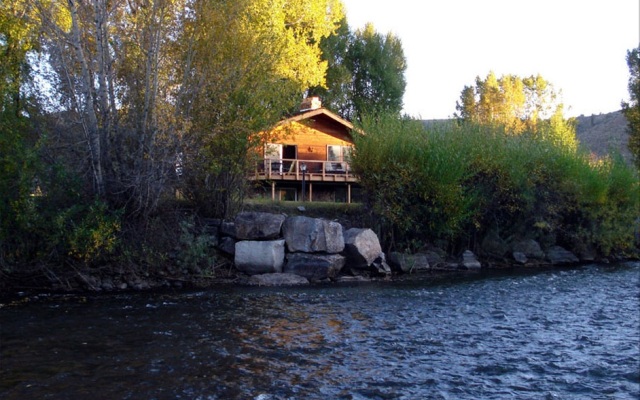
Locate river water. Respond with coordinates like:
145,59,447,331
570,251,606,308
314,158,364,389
1,262,639,399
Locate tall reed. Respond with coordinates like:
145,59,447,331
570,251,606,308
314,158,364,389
351,114,639,256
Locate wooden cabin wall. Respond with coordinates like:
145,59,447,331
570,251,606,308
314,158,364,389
275,121,352,162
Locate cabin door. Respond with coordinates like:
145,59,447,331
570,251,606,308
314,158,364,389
282,145,297,173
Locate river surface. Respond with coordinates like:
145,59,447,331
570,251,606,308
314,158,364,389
1,262,639,399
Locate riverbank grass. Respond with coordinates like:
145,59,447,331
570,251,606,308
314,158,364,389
351,114,639,256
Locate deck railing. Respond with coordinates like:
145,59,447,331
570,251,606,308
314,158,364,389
251,158,357,182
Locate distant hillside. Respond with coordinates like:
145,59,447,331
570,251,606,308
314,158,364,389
574,110,632,164
422,111,632,164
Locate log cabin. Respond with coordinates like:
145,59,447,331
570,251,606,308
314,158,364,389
250,97,359,203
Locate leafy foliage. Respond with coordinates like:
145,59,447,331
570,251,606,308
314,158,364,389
455,72,576,150
1,0,347,276
351,113,639,255
348,23,406,120
309,20,407,121
621,47,640,171
308,16,354,118
175,0,344,218
177,217,217,276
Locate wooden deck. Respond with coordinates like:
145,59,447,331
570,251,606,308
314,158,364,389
250,158,358,183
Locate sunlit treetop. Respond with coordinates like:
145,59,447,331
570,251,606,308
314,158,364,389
240,0,345,90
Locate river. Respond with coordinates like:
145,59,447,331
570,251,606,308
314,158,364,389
1,262,639,399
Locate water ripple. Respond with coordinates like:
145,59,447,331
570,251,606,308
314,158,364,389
1,262,639,399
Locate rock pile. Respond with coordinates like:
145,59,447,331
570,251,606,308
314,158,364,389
216,212,387,285
212,212,583,286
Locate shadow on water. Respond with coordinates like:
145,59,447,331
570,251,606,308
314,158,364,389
1,262,639,399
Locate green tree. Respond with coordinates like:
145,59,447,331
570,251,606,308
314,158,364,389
621,47,640,171
308,20,408,121
347,23,406,120
308,16,354,118
0,0,40,259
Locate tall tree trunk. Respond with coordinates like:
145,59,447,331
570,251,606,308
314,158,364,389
68,0,105,197
93,0,117,179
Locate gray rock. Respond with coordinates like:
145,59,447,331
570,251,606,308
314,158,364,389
512,251,528,265
343,228,382,268
424,250,446,269
371,254,392,276
284,253,345,281
235,239,285,275
388,252,430,273
512,239,545,260
283,216,344,253
219,220,236,237
481,231,509,258
248,273,309,286
334,275,371,283
101,277,115,291
234,212,286,240
460,250,482,270
217,236,236,255
134,281,151,290
546,246,579,265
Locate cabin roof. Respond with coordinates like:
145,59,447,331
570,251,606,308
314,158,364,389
278,107,354,132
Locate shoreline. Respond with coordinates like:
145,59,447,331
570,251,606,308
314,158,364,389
2,257,638,305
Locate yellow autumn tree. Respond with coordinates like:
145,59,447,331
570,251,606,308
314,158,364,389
175,0,345,217
455,71,576,149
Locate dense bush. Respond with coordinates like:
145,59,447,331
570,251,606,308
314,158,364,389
351,114,639,256
1,162,122,270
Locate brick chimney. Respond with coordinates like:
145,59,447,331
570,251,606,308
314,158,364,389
300,96,322,111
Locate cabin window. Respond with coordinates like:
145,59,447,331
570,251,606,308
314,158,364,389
326,145,352,173
265,143,282,173
265,143,282,159
327,145,351,162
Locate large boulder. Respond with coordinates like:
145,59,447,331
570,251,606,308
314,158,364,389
283,216,344,253
387,252,430,273
481,231,509,259
424,250,446,269
284,253,345,281
546,246,579,265
248,273,309,286
460,250,482,270
234,212,285,240
512,239,545,260
235,240,285,275
343,228,382,268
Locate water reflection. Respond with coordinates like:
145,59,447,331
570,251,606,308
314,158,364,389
1,263,639,399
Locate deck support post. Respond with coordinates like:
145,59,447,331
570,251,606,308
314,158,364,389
347,184,351,204
271,182,275,201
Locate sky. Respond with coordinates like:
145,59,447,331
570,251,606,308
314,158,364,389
341,0,640,119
